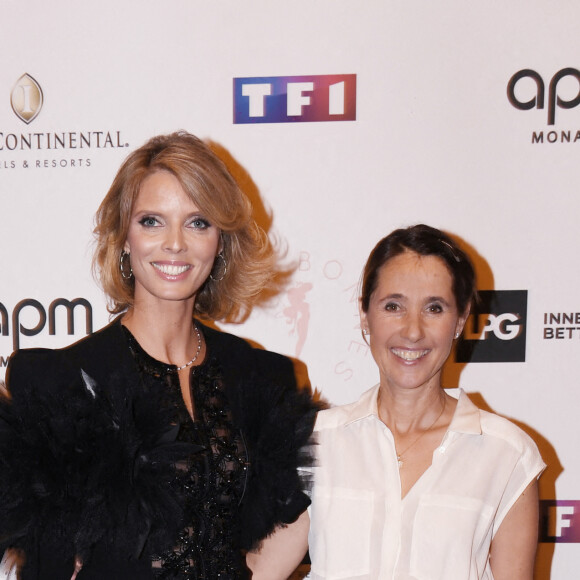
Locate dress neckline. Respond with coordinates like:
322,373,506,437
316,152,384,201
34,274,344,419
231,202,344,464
120,321,209,377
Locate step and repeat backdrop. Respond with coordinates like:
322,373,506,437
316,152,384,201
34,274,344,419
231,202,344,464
1,1,579,577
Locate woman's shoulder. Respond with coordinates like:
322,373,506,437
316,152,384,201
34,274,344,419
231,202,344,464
60,316,125,358
6,317,132,399
454,390,536,449
200,321,284,357
472,404,546,489
478,407,540,454
462,396,544,472
200,321,297,386
6,346,80,412
9,317,123,364
315,385,378,431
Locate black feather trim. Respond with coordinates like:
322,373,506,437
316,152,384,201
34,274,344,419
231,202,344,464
234,378,321,550
0,365,201,567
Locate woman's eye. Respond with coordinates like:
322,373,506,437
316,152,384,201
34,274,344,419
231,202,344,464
190,217,211,229
427,304,443,313
384,302,399,312
139,216,159,227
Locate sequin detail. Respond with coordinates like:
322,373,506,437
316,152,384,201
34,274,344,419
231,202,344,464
123,327,249,579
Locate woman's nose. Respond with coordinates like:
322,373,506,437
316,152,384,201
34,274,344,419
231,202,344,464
164,226,186,252
401,310,424,342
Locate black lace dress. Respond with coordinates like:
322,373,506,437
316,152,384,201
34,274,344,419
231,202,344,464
123,327,250,579
0,318,317,579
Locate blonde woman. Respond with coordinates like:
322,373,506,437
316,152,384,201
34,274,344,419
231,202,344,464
0,132,317,579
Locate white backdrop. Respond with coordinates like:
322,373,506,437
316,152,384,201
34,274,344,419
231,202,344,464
1,1,579,577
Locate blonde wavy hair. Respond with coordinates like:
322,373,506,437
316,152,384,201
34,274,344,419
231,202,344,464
93,131,275,321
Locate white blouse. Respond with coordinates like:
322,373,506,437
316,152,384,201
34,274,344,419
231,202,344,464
307,387,545,580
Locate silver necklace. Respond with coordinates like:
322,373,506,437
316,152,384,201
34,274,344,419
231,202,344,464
171,323,202,372
395,398,446,469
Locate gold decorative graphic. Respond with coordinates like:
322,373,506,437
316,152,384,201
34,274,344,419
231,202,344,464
11,73,43,124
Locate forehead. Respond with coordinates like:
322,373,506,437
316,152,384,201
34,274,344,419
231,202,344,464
134,170,198,210
375,251,454,294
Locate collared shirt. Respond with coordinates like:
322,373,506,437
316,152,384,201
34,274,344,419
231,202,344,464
307,387,545,580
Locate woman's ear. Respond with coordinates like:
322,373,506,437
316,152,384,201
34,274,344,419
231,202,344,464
359,300,370,336
455,306,470,338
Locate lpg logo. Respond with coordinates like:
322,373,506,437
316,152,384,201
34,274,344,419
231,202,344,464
465,313,522,341
455,290,527,363
507,68,580,125
233,74,356,124
11,73,43,124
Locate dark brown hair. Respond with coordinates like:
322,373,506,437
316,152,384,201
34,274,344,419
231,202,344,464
360,224,476,315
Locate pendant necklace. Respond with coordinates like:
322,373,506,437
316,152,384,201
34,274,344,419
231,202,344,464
170,323,202,372
395,397,446,469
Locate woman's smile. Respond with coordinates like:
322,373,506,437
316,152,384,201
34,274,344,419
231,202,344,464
390,348,431,362
152,261,192,278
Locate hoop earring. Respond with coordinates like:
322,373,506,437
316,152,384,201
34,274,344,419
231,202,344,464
210,253,227,282
120,251,133,280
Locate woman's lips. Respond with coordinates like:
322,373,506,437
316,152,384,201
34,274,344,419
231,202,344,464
391,348,430,361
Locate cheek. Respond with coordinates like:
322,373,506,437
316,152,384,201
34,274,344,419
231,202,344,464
125,227,161,256
200,235,220,260
126,237,151,256
367,315,396,338
203,243,219,260
435,324,458,354
367,325,393,355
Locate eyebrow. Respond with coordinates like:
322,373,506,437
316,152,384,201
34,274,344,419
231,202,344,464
377,293,452,306
426,295,452,307
132,209,205,218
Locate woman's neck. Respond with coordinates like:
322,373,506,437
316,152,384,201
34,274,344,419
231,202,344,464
121,299,202,367
377,382,448,435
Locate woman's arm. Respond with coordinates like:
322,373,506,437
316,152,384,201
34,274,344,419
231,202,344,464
489,478,540,580
246,511,310,580
1,549,22,579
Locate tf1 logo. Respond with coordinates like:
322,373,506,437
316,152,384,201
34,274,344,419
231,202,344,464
507,68,580,125
233,74,356,124
540,500,580,543
455,290,527,363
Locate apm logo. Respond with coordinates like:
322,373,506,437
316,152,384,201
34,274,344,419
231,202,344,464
11,73,43,124
507,68,580,125
540,500,580,543
0,298,93,351
233,74,356,124
456,290,527,363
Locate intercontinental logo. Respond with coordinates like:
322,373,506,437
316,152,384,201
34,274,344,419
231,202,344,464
1,73,129,169
11,73,43,124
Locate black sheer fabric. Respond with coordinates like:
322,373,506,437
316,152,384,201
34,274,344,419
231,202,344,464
0,318,315,579
123,327,250,579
